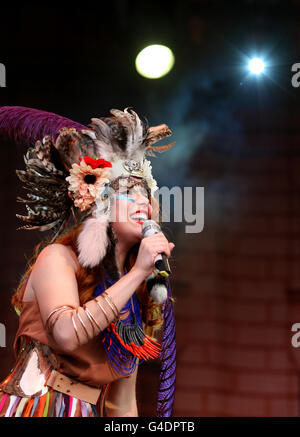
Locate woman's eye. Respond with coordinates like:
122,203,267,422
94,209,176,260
137,188,148,198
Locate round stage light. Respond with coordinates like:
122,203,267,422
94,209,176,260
135,45,175,79
248,57,265,75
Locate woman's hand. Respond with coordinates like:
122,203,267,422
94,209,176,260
133,232,175,278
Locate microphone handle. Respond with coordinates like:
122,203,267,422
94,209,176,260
141,220,172,277
154,252,171,278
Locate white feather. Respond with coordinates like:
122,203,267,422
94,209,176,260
77,215,110,268
126,109,145,158
80,129,97,140
90,118,112,141
110,108,145,159
150,283,168,303
92,139,115,162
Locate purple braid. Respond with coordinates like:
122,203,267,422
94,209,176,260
156,279,176,417
0,106,87,146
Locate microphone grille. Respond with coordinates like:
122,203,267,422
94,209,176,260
142,220,161,237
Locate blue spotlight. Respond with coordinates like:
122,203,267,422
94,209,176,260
248,57,265,75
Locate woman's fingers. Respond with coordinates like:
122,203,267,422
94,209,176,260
146,234,175,257
150,242,175,258
135,233,175,277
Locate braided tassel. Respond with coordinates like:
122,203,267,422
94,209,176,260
156,279,176,417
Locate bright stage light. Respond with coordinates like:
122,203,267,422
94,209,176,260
135,45,175,79
248,57,265,75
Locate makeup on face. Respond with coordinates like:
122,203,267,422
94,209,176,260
111,177,150,225
119,186,150,224
110,176,151,201
115,194,135,202
116,184,149,201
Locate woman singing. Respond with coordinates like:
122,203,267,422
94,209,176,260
0,106,177,417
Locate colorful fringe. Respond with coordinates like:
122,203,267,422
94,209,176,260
0,390,101,417
110,321,161,360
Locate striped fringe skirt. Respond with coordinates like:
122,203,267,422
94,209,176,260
0,387,105,417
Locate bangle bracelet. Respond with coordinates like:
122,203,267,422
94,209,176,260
76,308,90,340
102,291,119,320
71,312,81,346
83,304,102,332
45,305,75,333
95,297,110,326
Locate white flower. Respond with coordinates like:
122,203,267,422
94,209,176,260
142,159,158,194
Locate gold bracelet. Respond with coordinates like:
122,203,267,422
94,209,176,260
45,305,75,333
95,297,110,326
101,291,119,320
71,312,81,346
83,306,97,334
76,308,90,340
83,305,102,332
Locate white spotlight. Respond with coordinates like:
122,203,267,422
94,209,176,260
135,45,175,79
248,58,265,75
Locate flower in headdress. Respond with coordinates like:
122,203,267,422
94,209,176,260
142,159,158,195
66,156,112,211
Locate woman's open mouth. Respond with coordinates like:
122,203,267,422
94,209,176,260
129,210,148,225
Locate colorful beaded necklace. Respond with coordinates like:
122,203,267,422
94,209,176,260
93,269,161,376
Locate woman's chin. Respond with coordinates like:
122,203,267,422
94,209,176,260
131,220,143,233
114,220,143,243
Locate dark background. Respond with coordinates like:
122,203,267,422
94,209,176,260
1,0,300,416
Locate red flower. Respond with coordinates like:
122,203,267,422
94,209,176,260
78,156,112,169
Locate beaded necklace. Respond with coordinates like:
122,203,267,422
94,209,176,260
93,270,161,376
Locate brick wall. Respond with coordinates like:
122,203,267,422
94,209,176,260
172,114,300,416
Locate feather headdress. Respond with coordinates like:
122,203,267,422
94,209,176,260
0,105,175,261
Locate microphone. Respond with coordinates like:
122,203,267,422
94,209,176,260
141,220,171,278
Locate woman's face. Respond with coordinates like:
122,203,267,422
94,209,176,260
110,177,153,245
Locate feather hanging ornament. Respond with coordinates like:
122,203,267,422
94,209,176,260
77,212,110,268
146,273,168,303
